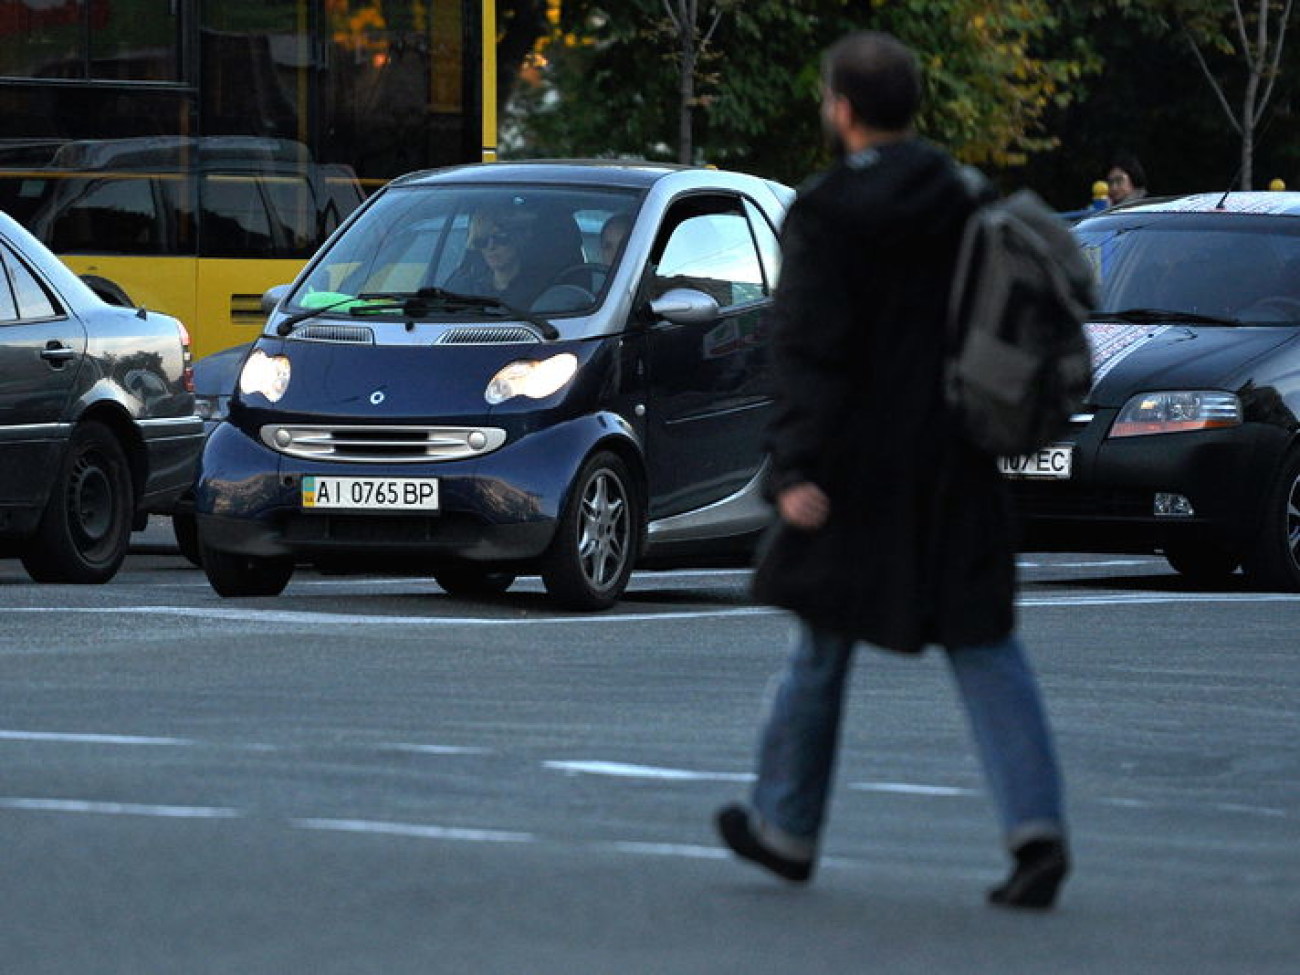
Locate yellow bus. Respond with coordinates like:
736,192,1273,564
0,0,497,359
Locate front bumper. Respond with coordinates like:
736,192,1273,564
195,413,630,566
1008,412,1289,554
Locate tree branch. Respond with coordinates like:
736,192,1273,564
1184,26,1243,136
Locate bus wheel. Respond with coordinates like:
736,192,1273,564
20,421,133,584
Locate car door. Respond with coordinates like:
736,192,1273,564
0,239,88,514
640,193,780,519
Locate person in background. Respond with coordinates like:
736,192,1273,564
1106,154,1148,206
713,30,1070,911
600,212,633,266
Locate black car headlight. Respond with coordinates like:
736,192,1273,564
1109,390,1241,438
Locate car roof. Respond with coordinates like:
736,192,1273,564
1103,191,1300,218
391,159,748,192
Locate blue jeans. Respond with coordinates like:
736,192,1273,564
750,622,1065,852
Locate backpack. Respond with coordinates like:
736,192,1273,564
945,167,1096,457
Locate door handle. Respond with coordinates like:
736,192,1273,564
40,343,77,364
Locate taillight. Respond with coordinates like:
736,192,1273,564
178,322,195,393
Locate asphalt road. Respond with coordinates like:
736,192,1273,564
0,521,1296,973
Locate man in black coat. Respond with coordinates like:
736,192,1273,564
715,31,1070,910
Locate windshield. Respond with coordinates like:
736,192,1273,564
287,182,642,321
1076,214,1300,324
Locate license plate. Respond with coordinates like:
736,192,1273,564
999,446,1073,480
301,475,439,511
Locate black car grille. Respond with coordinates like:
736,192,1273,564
259,424,507,463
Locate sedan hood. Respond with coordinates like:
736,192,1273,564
1086,322,1298,406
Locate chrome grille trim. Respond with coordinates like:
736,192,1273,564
259,424,507,463
293,324,376,344
437,326,543,345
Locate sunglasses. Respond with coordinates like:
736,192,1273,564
470,231,513,250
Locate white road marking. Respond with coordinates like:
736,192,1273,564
0,730,193,746
382,743,494,756
849,782,979,797
291,817,532,843
543,760,754,783
608,841,728,860
0,798,240,819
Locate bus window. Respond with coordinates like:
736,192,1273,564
49,178,160,255
200,175,274,258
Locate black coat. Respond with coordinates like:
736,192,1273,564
751,139,1016,653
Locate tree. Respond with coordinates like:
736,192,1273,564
1113,0,1296,190
505,0,1100,185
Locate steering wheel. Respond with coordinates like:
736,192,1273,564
547,262,610,292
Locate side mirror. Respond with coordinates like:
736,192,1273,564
261,284,293,316
649,287,720,326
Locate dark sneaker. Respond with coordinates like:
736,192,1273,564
714,803,814,884
988,838,1070,909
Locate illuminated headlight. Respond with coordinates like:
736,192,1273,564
485,353,578,405
1109,391,1241,438
238,349,292,403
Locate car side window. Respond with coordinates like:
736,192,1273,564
0,243,59,320
651,195,766,310
744,199,781,290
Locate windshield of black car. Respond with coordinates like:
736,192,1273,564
285,183,642,324
1075,213,1300,324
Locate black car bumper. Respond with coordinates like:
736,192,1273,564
1008,413,1290,554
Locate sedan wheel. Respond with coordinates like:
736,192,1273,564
1163,541,1240,584
1243,449,1300,591
20,421,133,584
541,452,639,610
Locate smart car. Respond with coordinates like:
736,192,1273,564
0,210,203,583
1006,192,1300,589
194,162,792,607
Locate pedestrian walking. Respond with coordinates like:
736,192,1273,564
714,30,1070,910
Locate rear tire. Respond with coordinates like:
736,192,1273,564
434,567,517,597
20,421,133,583
541,451,639,610
202,544,294,597
1243,449,1300,591
173,513,201,567
1163,541,1240,584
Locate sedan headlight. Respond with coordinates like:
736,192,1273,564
485,353,578,405
238,349,292,403
1109,390,1241,438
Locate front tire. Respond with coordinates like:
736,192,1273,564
1243,449,1300,591
1163,541,1240,584
541,451,639,610
202,544,294,597
21,421,133,583
434,567,517,597
173,512,201,567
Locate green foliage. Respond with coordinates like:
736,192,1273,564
504,0,1101,184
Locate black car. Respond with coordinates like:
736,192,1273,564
0,211,204,582
1006,191,1300,589
194,162,792,608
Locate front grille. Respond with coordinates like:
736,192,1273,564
260,424,507,463
438,326,542,345
1009,481,1151,518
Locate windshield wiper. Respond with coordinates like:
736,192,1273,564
349,287,560,340
1091,308,1243,327
275,295,364,336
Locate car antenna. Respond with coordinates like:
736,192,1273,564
1215,164,1246,210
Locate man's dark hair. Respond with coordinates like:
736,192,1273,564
1109,153,1147,190
823,31,921,132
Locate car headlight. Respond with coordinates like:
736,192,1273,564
485,353,578,405
1109,390,1241,438
238,349,292,403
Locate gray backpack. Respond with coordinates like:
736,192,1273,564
946,168,1096,457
